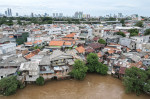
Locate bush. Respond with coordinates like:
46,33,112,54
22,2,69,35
98,39,106,44
36,76,45,86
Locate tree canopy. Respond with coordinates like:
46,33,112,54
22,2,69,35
87,53,99,72
0,76,19,96
115,31,126,37
36,76,45,86
123,67,149,95
135,21,143,27
98,39,106,44
86,53,108,75
70,60,88,80
128,29,139,37
144,29,150,35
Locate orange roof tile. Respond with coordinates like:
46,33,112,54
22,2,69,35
144,55,149,59
62,38,73,41
136,49,141,52
65,33,76,38
25,42,33,45
9,36,14,38
76,46,85,53
109,43,121,46
32,29,40,32
49,41,64,46
97,52,103,57
108,49,115,54
24,49,40,59
34,40,42,44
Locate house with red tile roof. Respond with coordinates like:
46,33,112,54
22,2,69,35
24,49,40,60
76,46,85,54
49,41,64,47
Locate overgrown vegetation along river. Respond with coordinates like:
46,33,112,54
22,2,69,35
0,74,149,99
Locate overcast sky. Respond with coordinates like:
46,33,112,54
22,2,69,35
0,0,149,16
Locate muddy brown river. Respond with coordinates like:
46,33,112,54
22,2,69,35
0,74,149,99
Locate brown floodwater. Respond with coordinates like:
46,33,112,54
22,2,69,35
0,74,149,99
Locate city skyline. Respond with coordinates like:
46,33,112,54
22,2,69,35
0,0,150,17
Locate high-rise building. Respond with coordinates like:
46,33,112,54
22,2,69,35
56,13,58,17
74,11,83,19
59,13,63,18
53,13,55,17
7,8,10,16
9,8,12,16
5,11,7,16
118,13,123,18
16,13,18,17
31,13,34,17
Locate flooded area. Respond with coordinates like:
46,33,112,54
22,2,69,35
0,74,149,99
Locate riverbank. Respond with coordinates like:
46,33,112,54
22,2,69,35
0,74,149,99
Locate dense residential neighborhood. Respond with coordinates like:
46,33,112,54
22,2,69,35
0,16,150,96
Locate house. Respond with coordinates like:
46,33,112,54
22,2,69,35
64,33,76,39
24,49,40,60
119,67,126,79
16,47,29,55
119,37,136,50
64,41,74,48
88,42,105,52
0,55,27,69
19,62,39,82
77,28,92,40
24,42,33,48
106,35,121,44
0,68,18,80
85,46,95,54
0,43,16,54
39,56,54,80
0,36,16,44
49,41,64,49
143,59,150,67
66,49,85,61
93,37,99,42
76,46,85,54
50,50,74,79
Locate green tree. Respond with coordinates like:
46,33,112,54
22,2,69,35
36,76,45,86
123,67,148,95
120,19,125,26
95,63,108,75
144,29,150,35
98,39,106,44
17,20,22,25
116,31,126,37
0,76,19,96
16,32,29,45
70,60,88,80
128,29,139,37
86,53,99,72
135,21,143,27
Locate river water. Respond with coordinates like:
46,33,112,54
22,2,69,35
0,74,149,99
